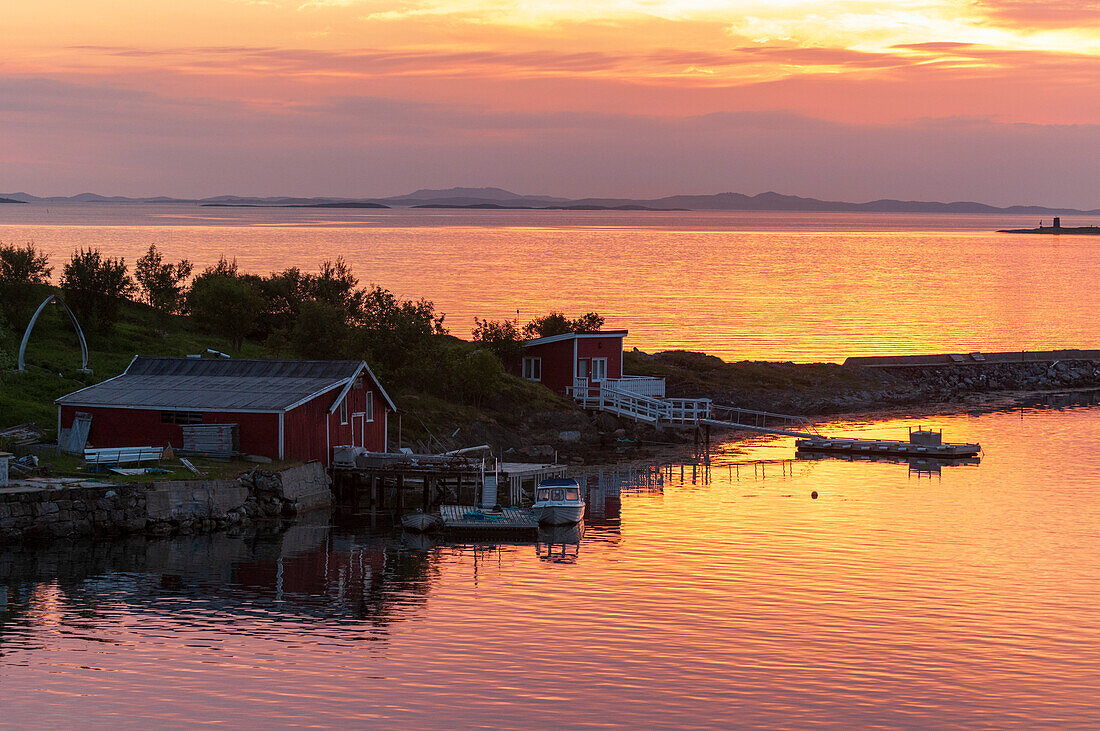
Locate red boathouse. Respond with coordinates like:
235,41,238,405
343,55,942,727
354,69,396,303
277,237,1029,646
55,357,396,465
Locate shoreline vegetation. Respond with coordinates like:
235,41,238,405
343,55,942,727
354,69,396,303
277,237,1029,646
3,242,1100,468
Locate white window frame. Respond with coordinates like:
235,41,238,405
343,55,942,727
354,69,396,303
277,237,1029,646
592,357,608,382
339,397,348,425
364,390,374,422
522,356,542,381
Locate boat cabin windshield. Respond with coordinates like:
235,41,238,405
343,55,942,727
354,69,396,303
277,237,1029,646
537,487,580,502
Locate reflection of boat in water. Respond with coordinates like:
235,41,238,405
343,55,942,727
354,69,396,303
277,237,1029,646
401,531,443,552
532,478,585,525
539,522,584,545
537,522,584,563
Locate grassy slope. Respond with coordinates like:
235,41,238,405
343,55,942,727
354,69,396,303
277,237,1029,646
0,294,268,439
0,292,575,452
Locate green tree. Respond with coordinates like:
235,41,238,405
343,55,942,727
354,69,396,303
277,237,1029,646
0,242,53,325
521,311,605,339
443,346,504,407
570,311,605,333
310,258,363,319
187,262,264,350
256,258,362,340
257,266,312,337
134,244,193,318
290,300,350,359
59,248,136,332
472,316,524,360
354,286,447,381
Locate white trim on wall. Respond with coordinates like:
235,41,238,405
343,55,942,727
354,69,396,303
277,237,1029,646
278,412,285,460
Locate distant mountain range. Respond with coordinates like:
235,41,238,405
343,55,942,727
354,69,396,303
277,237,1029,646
2,187,1098,215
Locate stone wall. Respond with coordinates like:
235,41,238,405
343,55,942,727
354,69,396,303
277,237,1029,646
0,461,333,543
240,462,332,515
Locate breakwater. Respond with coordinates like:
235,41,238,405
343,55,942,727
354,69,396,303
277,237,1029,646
0,462,332,543
813,359,1100,413
657,355,1100,417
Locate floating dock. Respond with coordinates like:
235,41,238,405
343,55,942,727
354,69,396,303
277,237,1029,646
796,427,980,458
439,504,538,536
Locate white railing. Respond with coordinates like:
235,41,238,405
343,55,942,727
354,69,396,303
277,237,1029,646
571,376,816,436
577,382,711,425
663,398,713,424
613,376,666,397
706,405,819,437
571,375,666,400
598,386,669,423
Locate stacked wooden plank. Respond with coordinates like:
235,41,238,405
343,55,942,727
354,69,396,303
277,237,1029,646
180,424,239,458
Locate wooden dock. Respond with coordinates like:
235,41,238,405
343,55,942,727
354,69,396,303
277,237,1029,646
439,504,538,535
795,437,980,458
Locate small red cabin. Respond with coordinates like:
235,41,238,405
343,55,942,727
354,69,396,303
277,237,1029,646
55,357,396,465
507,330,628,396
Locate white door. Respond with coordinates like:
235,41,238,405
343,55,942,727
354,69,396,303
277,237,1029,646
592,358,608,382
352,413,364,447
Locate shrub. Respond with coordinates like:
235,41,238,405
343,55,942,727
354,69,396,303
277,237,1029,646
134,244,193,317
59,248,135,332
0,242,53,325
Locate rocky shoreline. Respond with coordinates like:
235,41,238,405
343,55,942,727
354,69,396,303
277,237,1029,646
724,359,1100,415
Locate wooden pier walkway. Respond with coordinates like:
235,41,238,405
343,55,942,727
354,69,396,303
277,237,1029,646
439,505,538,535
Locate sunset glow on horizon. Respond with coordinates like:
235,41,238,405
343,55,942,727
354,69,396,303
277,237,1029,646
3,0,1099,204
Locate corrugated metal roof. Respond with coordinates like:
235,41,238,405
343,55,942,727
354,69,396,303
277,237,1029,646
523,330,628,347
126,357,361,380
57,357,364,412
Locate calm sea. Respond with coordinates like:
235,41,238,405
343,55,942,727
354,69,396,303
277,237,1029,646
2,204,1097,362
1,403,1099,727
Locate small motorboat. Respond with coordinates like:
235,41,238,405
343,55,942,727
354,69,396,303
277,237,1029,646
401,510,443,533
531,478,585,526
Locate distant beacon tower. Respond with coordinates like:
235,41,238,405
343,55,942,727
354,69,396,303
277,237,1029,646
1053,216,1061,229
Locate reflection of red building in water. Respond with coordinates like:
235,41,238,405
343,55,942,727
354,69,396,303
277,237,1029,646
56,357,396,465
235,539,386,598
231,534,437,620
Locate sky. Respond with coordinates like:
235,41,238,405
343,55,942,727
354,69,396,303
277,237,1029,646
2,0,1099,206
